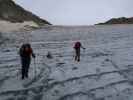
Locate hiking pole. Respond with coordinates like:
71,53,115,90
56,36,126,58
72,49,75,61
83,48,86,54
83,48,86,58
34,58,37,77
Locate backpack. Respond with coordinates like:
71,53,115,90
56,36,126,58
74,42,81,49
20,44,32,57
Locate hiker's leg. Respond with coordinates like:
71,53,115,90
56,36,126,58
75,55,78,61
22,59,28,78
75,54,77,61
25,59,31,78
77,49,80,62
75,49,78,61
25,67,28,78
21,59,25,79
23,66,27,79
22,67,25,79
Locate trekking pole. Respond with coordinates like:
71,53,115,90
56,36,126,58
83,48,86,53
83,48,86,57
34,58,37,77
72,49,75,61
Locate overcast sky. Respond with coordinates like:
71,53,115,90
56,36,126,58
14,0,133,25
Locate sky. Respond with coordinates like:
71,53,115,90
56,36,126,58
14,0,133,25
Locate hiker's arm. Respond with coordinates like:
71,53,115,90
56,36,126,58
31,49,36,58
32,53,36,58
81,44,85,49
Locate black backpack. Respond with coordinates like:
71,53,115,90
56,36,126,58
19,44,31,57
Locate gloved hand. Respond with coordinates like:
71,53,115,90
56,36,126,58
32,53,36,58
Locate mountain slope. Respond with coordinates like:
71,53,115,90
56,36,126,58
0,0,51,26
97,17,133,25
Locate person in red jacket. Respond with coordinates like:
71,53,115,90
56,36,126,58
74,41,85,62
19,43,35,79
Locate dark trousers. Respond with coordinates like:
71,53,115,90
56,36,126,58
21,57,31,79
75,48,80,62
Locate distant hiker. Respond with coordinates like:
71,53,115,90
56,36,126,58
19,43,35,79
73,41,85,62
